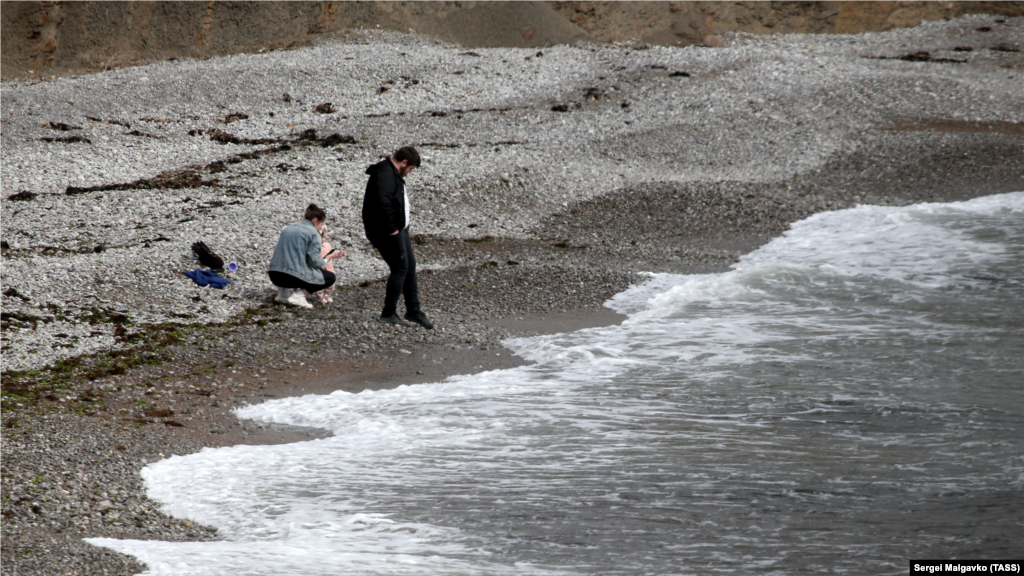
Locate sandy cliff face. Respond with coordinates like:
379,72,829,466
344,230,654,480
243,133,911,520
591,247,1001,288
0,1,592,80
2,1,1022,79
549,1,1024,45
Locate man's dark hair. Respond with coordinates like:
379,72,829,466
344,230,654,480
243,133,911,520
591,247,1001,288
304,203,326,222
393,146,421,167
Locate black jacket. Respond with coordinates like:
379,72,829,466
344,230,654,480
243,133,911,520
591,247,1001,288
362,159,406,238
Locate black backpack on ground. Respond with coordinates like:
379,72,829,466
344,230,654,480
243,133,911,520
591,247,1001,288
191,241,225,271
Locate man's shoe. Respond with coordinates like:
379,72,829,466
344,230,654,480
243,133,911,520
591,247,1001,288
377,314,411,327
286,290,313,309
404,311,434,330
274,288,293,304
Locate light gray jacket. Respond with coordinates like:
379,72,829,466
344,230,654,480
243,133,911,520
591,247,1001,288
268,219,327,285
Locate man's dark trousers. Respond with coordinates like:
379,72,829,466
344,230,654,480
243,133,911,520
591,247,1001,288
369,229,420,317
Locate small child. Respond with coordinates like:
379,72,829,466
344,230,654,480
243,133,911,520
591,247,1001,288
318,226,338,304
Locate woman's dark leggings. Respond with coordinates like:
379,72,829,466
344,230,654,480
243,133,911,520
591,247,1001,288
268,270,336,294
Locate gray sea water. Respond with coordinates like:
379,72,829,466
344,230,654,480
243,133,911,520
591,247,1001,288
92,193,1024,575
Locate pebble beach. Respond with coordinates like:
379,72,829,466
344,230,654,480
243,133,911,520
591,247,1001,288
2,15,1023,575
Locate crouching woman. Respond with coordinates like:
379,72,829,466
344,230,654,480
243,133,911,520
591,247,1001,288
268,204,343,309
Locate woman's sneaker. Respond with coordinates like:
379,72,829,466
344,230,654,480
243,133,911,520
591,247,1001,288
274,288,293,304
286,290,313,309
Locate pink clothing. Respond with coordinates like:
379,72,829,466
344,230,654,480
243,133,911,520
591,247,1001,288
319,241,336,273
319,240,336,303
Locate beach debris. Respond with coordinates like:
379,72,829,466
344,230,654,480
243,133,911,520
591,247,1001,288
86,116,131,127
867,51,966,64
3,287,30,301
67,168,218,194
7,190,37,201
218,112,249,124
43,122,81,131
319,133,357,146
900,51,965,63
39,135,91,143
125,129,164,138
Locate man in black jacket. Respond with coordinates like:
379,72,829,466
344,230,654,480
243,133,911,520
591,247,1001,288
362,146,433,328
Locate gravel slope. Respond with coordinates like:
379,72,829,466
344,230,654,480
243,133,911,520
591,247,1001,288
2,16,1023,576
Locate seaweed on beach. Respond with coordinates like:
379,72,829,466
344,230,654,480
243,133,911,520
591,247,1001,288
0,305,280,409
44,122,82,131
6,190,37,201
66,168,219,194
39,135,92,144
867,51,966,64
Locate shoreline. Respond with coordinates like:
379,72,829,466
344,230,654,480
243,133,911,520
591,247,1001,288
2,15,1023,576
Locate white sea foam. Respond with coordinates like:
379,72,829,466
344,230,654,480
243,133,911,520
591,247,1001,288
88,193,1024,574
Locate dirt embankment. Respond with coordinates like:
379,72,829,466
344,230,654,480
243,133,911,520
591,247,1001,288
550,1,1024,45
4,1,1023,80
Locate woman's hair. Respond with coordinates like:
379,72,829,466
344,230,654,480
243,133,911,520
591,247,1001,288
304,203,326,222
